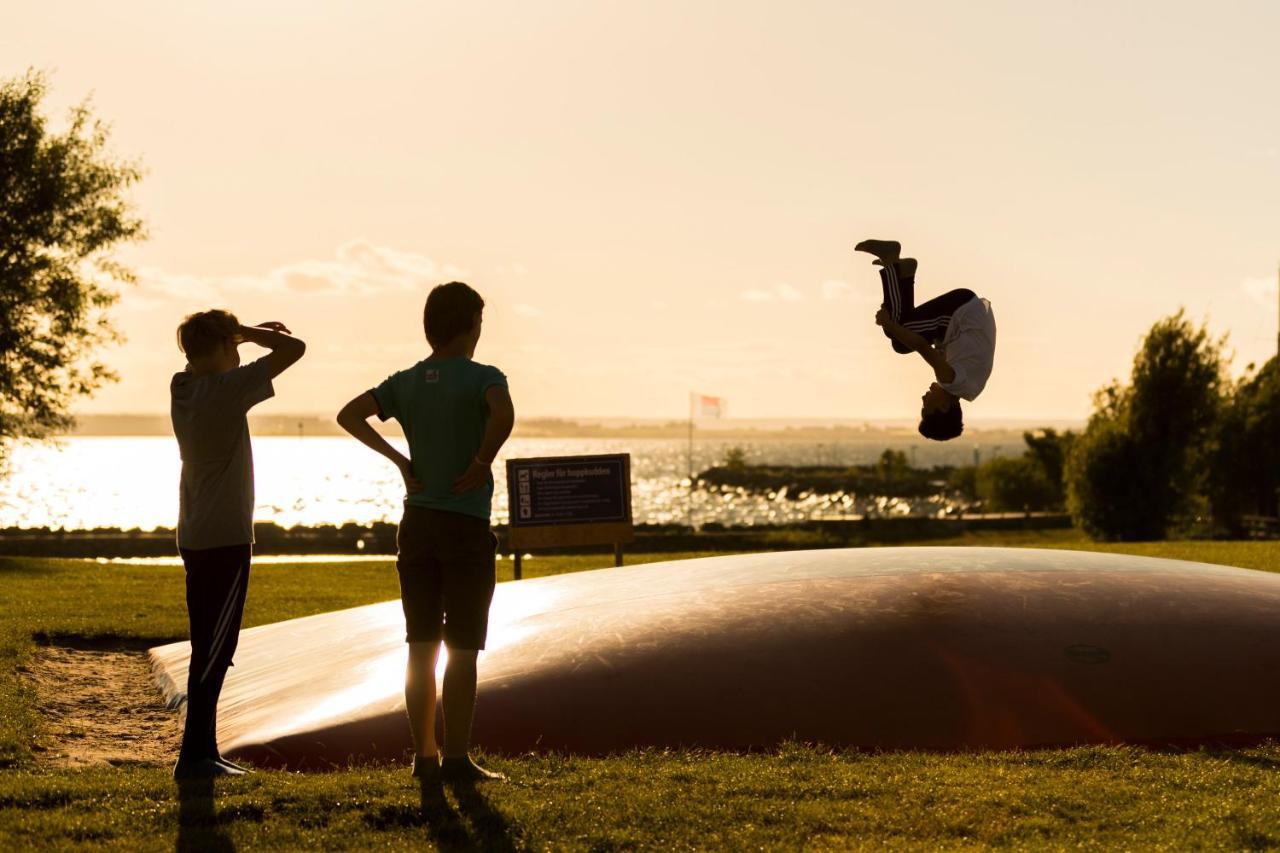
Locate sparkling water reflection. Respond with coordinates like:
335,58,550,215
0,436,967,531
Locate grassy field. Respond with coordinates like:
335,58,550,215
2,536,1279,850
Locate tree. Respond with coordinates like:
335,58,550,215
1021,428,1075,508
947,465,978,502
0,70,144,468
1066,311,1226,540
875,449,910,481
976,456,1055,513
1210,356,1280,534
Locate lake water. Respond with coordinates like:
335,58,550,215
0,436,985,531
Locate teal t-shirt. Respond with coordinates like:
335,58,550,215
370,357,508,520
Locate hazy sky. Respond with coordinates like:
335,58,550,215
6,1,1279,421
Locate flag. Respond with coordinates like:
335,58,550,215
694,393,726,419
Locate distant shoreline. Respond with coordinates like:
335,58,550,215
62,414,1085,441
0,515,1074,558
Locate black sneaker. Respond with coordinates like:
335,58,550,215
215,756,253,775
441,755,506,783
854,239,901,262
173,757,246,780
412,754,441,780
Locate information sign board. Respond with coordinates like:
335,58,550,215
505,454,634,577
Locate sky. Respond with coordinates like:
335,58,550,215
5,1,1279,422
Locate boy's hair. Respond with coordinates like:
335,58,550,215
919,400,964,441
423,282,485,348
177,309,240,359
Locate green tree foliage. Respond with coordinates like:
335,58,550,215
875,449,910,482
0,71,144,467
1210,356,1280,533
723,446,748,470
1066,311,1226,540
976,456,1053,513
947,465,978,501
1022,428,1074,507
969,430,1074,513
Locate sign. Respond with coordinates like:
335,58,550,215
508,454,630,527
505,454,634,577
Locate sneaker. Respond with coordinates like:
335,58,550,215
441,755,506,783
854,239,901,262
215,756,253,774
173,757,246,780
412,753,441,780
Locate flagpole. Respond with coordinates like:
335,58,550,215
688,391,696,531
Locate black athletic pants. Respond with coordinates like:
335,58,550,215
178,543,251,761
879,260,975,354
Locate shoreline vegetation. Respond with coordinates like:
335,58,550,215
697,461,956,498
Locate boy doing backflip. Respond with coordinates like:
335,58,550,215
170,311,306,778
855,239,997,440
337,281,515,784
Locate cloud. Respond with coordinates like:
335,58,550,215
133,269,222,305
1243,275,1278,306
821,279,851,300
133,240,465,303
740,283,804,303
821,278,880,304
263,241,464,294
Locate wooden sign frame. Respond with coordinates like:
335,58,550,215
505,453,635,579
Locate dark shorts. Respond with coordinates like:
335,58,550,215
396,505,498,649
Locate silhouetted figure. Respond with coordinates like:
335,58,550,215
855,239,997,441
170,310,305,779
337,282,515,784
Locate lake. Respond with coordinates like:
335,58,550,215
0,436,1001,531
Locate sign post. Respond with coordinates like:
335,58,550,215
505,453,635,580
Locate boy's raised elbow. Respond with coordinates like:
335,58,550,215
336,409,360,432
335,400,359,430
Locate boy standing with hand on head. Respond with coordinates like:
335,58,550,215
337,281,515,784
170,310,306,779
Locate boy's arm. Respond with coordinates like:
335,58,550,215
452,385,515,494
238,322,306,378
875,308,956,384
336,392,423,494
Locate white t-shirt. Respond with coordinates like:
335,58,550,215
170,358,275,549
938,297,996,401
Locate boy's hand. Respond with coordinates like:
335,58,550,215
236,322,293,346
398,459,424,494
255,321,292,334
452,458,491,494
875,306,893,328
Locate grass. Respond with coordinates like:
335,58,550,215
2,538,1279,849
5,746,1280,850
908,528,1280,572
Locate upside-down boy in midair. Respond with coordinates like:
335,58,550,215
855,239,997,440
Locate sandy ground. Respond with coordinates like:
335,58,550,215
21,645,181,768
